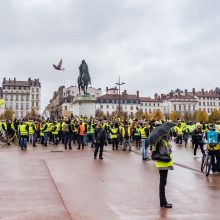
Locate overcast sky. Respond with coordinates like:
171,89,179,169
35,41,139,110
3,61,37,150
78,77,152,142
0,0,220,112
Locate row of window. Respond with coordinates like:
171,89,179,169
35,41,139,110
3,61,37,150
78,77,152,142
14,111,30,118
198,102,218,107
100,109,158,115
100,105,139,111
5,102,39,110
173,104,196,111
100,99,139,104
4,86,39,92
198,97,220,100
141,103,160,107
4,94,39,101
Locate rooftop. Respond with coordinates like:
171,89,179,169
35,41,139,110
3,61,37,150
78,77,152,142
3,78,41,87
97,94,139,101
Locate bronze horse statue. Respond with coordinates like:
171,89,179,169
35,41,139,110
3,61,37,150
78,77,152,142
78,60,91,94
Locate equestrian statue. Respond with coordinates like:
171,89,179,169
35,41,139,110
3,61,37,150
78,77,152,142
77,60,91,95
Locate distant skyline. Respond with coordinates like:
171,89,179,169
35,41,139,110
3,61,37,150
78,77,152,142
1,0,220,113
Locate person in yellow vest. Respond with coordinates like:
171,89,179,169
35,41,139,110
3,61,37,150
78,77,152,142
174,123,183,144
140,123,150,160
134,123,141,148
42,120,50,146
28,120,34,144
51,121,59,145
48,121,53,144
154,136,173,208
110,123,119,151
40,122,45,145
122,123,131,151
29,120,37,147
72,120,78,145
18,120,28,150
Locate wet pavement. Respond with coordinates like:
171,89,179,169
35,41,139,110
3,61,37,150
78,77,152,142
0,142,220,219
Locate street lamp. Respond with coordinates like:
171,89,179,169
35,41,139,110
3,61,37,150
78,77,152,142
115,76,125,116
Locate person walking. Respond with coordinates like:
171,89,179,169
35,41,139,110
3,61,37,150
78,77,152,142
63,119,73,150
110,123,119,151
94,121,106,159
206,124,220,173
140,123,150,160
192,124,205,157
154,136,173,208
18,120,28,150
122,123,131,151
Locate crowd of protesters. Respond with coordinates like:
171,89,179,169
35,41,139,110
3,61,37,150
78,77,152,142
0,116,219,168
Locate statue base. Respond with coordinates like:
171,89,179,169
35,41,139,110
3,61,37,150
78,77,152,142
72,94,96,117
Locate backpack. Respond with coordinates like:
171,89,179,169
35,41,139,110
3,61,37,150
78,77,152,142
207,130,218,147
96,128,104,143
63,124,69,132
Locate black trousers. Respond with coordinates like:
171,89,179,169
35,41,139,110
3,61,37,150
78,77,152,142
112,138,118,150
94,142,104,158
159,170,168,205
78,135,84,148
194,142,205,156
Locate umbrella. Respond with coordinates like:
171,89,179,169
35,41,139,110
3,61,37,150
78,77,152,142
148,122,176,145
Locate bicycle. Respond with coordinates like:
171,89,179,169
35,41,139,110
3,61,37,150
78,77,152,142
201,149,212,176
8,132,20,146
0,129,20,146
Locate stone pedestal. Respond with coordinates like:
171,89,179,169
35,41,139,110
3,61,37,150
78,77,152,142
72,94,96,117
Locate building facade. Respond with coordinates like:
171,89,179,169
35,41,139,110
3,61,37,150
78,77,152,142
140,93,163,114
45,86,102,118
2,78,41,118
44,85,220,118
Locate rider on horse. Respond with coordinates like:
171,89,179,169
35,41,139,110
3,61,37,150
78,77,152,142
78,60,91,94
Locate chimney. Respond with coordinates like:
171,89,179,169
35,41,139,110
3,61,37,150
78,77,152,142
136,90,139,98
124,90,127,95
154,93,158,99
3,77,6,82
201,88,204,94
106,87,108,92
14,77,16,81
169,92,172,98
185,89,187,95
192,88,195,95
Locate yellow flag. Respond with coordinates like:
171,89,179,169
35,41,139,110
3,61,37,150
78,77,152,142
0,99,5,107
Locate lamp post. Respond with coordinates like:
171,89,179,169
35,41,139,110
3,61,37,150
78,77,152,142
115,76,125,116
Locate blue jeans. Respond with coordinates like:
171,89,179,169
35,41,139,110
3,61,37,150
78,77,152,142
64,133,72,149
141,139,147,159
44,133,48,145
20,136,27,149
83,133,88,145
33,133,38,146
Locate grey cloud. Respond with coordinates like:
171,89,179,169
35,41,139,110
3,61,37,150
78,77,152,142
0,0,220,111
